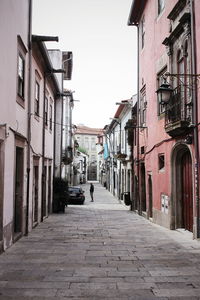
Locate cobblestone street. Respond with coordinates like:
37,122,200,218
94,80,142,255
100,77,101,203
1,183,200,299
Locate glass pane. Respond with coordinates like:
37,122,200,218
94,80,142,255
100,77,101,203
35,82,39,100
18,55,24,78
158,0,165,15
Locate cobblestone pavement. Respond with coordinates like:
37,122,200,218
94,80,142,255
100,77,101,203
1,183,200,299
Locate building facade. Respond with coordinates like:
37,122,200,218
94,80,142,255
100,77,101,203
0,1,74,251
104,97,135,203
128,0,200,238
74,125,103,181
73,150,88,186
0,0,32,251
61,89,74,186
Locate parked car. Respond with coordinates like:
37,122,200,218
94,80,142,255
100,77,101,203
67,186,85,205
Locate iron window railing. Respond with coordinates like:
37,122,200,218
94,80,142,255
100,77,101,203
165,85,192,127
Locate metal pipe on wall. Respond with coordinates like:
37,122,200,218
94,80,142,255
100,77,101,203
26,0,32,235
41,75,46,222
190,0,200,238
136,24,141,215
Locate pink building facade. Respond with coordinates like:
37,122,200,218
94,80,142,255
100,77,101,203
128,0,200,238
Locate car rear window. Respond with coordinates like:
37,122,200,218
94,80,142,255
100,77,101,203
69,188,80,192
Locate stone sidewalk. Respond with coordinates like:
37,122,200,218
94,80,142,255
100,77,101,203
1,183,200,299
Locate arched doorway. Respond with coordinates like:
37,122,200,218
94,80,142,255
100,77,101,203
171,144,193,232
181,151,193,231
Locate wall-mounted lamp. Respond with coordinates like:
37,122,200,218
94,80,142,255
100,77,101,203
156,81,173,104
109,117,121,125
185,135,193,144
156,72,200,105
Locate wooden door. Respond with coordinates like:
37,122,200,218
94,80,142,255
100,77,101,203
33,165,39,223
42,166,47,218
14,147,23,234
182,152,193,232
48,165,51,214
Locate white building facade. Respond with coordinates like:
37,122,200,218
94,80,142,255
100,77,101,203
0,0,65,251
104,97,136,205
74,125,103,182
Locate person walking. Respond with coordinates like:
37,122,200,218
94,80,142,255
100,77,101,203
90,183,94,202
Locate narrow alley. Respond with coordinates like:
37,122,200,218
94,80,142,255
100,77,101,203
1,183,200,299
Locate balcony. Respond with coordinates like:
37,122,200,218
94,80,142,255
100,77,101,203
116,152,127,161
164,86,192,137
114,146,127,161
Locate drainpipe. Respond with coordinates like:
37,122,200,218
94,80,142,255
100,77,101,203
53,93,57,212
68,95,73,185
26,0,32,235
69,96,73,157
41,75,46,222
113,128,115,195
190,0,200,238
118,121,122,200
136,25,141,215
60,73,64,181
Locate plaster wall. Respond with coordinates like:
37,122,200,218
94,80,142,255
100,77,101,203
137,0,194,228
0,0,29,129
31,59,44,156
139,0,177,153
0,0,30,249
44,94,54,159
48,50,63,178
194,1,200,158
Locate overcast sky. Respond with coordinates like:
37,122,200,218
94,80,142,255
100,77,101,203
32,0,137,128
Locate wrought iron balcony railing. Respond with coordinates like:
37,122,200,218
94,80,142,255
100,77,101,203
164,85,192,137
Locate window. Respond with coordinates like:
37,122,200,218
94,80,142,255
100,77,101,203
49,104,53,131
35,81,40,116
91,138,96,150
85,137,89,150
122,130,125,150
158,154,165,171
141,146,145,154
45,97,48,126
18,54,25,98
98,136,103,144
141,16,145,49
77,137,81,146
184,42,192,104
91,155,96,162
17,36,27,107
157,67,167,115
140,87,147,126
177,50,184,87
158,0,165,15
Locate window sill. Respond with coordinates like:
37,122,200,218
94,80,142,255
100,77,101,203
156,9,165,21
16,94,25,108
34,114,40,122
